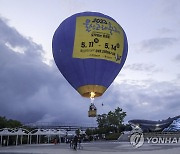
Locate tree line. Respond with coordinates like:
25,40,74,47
0,116,22,129
0,107,132,140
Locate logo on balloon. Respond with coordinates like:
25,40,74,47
83,18,121,35
73,16,124,64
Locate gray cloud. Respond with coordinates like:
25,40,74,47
124,63,159,72
158,28,173,35
0,17,90,124
174,54,180,62
177,74,180,79
0,16,179,126
103,81,180,122
161,0,180,18
140,37,178,53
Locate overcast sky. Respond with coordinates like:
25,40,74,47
0,0,180,125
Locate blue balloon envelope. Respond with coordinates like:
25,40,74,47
52,12,128,98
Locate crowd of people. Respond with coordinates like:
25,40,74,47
69,135,83,150
53,135,83,150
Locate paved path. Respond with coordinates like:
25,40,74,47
0,142,180,154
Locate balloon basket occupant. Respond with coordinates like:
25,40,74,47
88,103,97,117
52,12,128,117
88,92,97,117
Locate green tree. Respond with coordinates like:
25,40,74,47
96,107,126,134
0,116,22,128
85,128,93,136
96,114,108,128
0,116,7,128
7,119,22,128
75,129,80,136
108,107,126,133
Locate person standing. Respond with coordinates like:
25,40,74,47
73,135,78,150
78,137,83,149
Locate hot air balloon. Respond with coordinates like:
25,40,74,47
52,12,128,116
